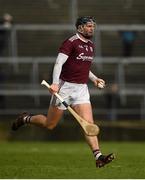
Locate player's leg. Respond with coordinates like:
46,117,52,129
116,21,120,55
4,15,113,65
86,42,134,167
27,106,64,129
12,81,69,131
73,103,114,168
12,105,64,130
73,103,99,149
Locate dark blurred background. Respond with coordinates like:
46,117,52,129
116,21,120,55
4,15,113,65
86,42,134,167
0,0,145,141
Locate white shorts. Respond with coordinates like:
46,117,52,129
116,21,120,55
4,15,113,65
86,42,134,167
50,80,90,110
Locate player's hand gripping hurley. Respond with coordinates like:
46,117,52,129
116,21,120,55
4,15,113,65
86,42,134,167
41,80,100,136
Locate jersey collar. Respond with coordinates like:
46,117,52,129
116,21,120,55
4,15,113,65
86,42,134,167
76,33,91,43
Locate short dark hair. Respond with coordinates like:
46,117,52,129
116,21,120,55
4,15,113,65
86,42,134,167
75,16,96,29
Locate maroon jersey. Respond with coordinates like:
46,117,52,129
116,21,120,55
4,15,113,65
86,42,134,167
59,34,95,84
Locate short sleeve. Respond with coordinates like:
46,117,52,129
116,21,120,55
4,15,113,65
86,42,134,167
59,39,74,56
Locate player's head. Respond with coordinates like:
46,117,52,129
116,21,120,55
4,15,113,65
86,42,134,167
75,16,96,39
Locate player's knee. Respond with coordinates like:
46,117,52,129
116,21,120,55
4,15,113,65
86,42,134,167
45,121,57,130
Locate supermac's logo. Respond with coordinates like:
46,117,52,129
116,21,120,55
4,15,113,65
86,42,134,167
76,53,93,62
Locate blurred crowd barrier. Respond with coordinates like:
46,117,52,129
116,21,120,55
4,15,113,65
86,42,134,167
0,0,145,121
0,56,145,120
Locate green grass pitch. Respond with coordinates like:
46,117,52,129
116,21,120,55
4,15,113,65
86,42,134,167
0,141,145,178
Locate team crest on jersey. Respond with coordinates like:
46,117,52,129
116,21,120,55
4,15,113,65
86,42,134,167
90,46,93,52
84,45,88,51
78,45,84,49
